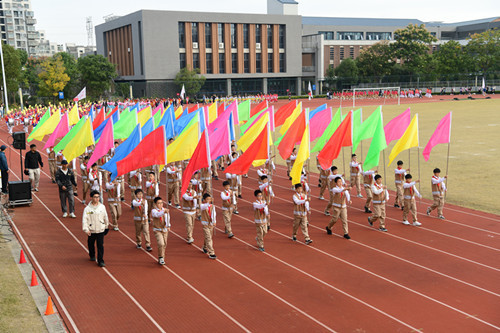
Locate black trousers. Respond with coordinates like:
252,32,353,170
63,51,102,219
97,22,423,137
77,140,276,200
88,232,105,263
1,169,8,194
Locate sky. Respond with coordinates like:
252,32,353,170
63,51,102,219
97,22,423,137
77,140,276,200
31,0,499,46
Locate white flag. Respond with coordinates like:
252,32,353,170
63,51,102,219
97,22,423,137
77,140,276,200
308,81,313,100
180,84,186,99
74,87,86,102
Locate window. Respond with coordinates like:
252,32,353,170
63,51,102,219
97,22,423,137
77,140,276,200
319,31,334,40
206,53,213,74
329,47,334,61
279,53,285,73
179,53,186,69
243,24,249,48
268,53,273,72
255,24,261,44
231,53,238,73
193,53,200,69
218,23,224,45
230,24,236,48
178,22,185,48
205,23,212,48
340,47,344,60
349,46,354,59
267,25,273,49
244,53,249,73
279,25,285,49
337,32,364,40
219,53,225,73
192,22,199,43
366,32,392,41
256,53,262,73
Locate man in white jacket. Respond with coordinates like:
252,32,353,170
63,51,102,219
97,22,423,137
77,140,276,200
82,190,110,267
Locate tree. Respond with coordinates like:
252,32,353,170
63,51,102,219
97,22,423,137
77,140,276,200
356,41,393,82
20,57,42,99
324,65,336,89
433,40,474,77
55,52,80,99
0,43,21,103
391,24,437,76
16,49,28,67
466,29,500,74
174,67,206,97
77,54,117,99
334,58,358,88
38,54,70,98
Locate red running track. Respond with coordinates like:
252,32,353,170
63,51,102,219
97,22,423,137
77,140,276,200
1,124,499,333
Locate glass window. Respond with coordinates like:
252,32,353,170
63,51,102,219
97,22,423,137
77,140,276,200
230,24,236,48
193,53,200,69
255,24,261,45
256,53,262,73
268,53,273,72
179,53,185,69
178,22,185,48
319,31,334,40
231,53,238,73
243,24,249,48
205,23,212,48
337,32,364,40
340,47,344,60
206,53,213,74
279,25,285,49
192,22,198,44
330,47,334,60
279,53,285,73
349,46,354,59
218,23,224,46
267,25,273,49
219,53,225,74
366,32,392,41
244,53,249,73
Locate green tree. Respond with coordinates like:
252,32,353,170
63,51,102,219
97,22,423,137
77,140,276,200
324,65,336,89
16,49,28,67
20,57,42,98
0,43,21,103
391,24,437,76
38,54,70,98
174,67,206,97
356,41,393,82
334,58,358,88
466,28,500,74
433,40,474,78
54,52,80,99
77,54,117,98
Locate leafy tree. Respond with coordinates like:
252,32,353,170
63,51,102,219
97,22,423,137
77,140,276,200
114,82,130,98
38,54,70,98
77,54,117,98
0,43,21,103
466,28,500,74
433,40,474,77
55,52,80,99
174,67,206,97
334,58,358,87
324,65,336,88
356,41,393,82
20,57,42,98
391,24,437,76
16,49,28,67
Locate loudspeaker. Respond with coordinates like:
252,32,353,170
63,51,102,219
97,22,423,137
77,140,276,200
8,181,32,206
13,132,26,150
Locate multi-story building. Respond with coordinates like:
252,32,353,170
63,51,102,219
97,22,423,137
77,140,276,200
0,0,39,56
65,43,96,59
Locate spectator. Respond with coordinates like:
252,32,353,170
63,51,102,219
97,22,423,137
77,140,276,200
55,160,77,218
24,144,43,191
82,190,109,267
0,145,8,194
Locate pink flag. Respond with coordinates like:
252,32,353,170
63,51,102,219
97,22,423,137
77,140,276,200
209,122,231,160
227,101,238,124
310,107,332,142
88,119,114,169
384,108,411,145
422,112,452,161
208,103,233,134
44,113,69,150
152,103,163,115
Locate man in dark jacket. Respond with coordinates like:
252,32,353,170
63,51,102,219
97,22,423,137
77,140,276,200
0,145,8,194
25,144,43,192
55,160,77,218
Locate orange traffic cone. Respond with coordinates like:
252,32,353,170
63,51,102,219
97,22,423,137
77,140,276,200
19,250,27,264
44,296,55,315
30,270,38,287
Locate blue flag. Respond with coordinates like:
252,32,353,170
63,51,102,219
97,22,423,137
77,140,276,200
174,109,199,136
101,124,142,180
157,105,175,139
141,117,154,138
309,104,327,119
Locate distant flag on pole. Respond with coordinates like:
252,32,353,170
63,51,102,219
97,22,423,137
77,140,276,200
180,84,186,100
384,108,411,145
422,112,452,161
180,129,211,195
73,87,86,102
308,81,313,100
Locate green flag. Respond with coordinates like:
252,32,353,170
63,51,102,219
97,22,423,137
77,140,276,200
311,108,342,153
114,109,137,139
27,108,50,142
240,108,266,134
238,100,251,124
153,109,163,128
54,116,86,152
353,106,382,152
363,112,387,170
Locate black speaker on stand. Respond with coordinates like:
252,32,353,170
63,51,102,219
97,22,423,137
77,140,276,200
9,131,32,206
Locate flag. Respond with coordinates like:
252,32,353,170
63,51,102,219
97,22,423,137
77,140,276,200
27,110,60,142
101,124,141,179
54,116,86,152
68,103,80,126
44,113,69,149
116,126,167,178
308,82,312,99
309,107,332,142
156,105,175,139
388,114,419,166
422,112,452,161
141,117,155,138
137,106,152,127
290,124,310,185
174,108,199,135
62,118,94,162
92,107,106,130
353,106,381,152
250,100,267,117
174,106,183,119
237,100,251,124
167,120,199,163
317,111,352,170
181,130,211,195
209,122,231,160
27,109,50,142
274,101,297,127
280,102,301,135
153,104,164,127
277,110,306,160
227,101,238,124
364,112,387,170
385,108,411,145
240,108,266,134
208,103,217,123
237,112,269,152
180,84,186,99
73,87,86,102
113,109,137,139
225,124,269,175
88,118,114,169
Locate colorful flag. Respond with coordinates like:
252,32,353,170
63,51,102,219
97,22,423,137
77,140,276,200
422,112,452,161
237,112,269,152
92,107,106,130
208,103,217,123
54,116,86,152
384,108,411,145
88,119,114,169
353,106,381,152
101,124,141,179
153,104,164,127
113,109,137,139
250,100,268,117
73,87,86,102
174,106,183,119
311,108,342,153
174,108,199,135
277,110,306,160
290,124,310,185
181,130,211,195
27,110,60,142
27,109,50,142
388,114,419,166
240,108,266,134
156,105,175,139
363,112,387,170
44,113,69,149
225,124,269,175
309,107,332,142
137,106,152,127
237,100,251,124
62,118,95,162
68,103,80,126
317,111,352,170
280,102,301,135
167,120,199,163
309,104,327,119
209,123,231,160
274,100,296,127
141,117,155,138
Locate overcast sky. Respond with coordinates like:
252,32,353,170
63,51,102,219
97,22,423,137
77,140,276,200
31,0,498,45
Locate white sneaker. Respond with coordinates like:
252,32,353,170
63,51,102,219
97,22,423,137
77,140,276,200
158,257,165,265
62,212,68,218
69,213,76,218
82,200,86,205
319,196,325,200
187,238,194,244
438,215,445,220
113,227,119,231
413,221,422,226
357,194,363,198
402,220,410,225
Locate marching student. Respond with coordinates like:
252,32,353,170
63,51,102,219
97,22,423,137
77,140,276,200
368,175,389,232
427,168,447,220
151,196,170,265
253,189,270,252
166,163,180,208
105,174,122,231
220,181,235,238
292,183,313,244
182,180,198,244
362,168,377,213
80,156,90,204
88,163,102,203
300,171,311,195
324,166,345,216
47,146,57,183
211,160,219,181
257,164,269,185
286,148,297,180
402,174,422,226
201,167,211,195
132,189,152,251
228,151,243,198
394,160,408,209
349,154,363,198
145,172,159,222
259,175,274,229
325,176,352,239
200,193,217,259
128,169,142,202
191,171,203,219
318,162,330,200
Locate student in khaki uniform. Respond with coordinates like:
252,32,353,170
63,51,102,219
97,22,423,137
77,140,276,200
182,181,198,244
145,172,159,222
132,189,152,251
368,175,389,232
211,160,219,180
105,174,122,231
253,190,269,251
402,174,422,226
200,193,217,259
80,156,90,204
220,181,235,238
128,169,142,202
349,154,363,198
292,184,313,244
166,163,180,208
394,160,408,209
427,168,447,220
286,148,297,180
318,163,330,200
362,168,377,213
324,166,345,216
326,176,352,239
151,197,170,265
225,171,240,214
258,175,274,230
201,167,211,195
47,146,57,183
191,172,203,220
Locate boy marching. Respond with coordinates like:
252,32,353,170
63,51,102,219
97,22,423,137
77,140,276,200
292,184,313,244
151,197,170,265
427,168,447,220
368,175,389,232
200,193,217,259
402,174,422,226
132,189,152,251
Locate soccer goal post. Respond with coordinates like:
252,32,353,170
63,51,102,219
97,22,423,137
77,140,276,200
352,87,400,108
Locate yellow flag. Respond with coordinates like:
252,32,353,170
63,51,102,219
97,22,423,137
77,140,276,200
237,113,269,152
280,102,302,135
175,106,183,119
208,103,217,124
290,124,310,185
68,103,80,126
388,114,419,166
166,121,199,163
137,106,152,127
62,118,95,162
28,111,61,142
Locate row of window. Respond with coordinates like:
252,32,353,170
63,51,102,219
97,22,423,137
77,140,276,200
179,22,285,50
329,46,361,61
179,52,286,73
320,31,393,41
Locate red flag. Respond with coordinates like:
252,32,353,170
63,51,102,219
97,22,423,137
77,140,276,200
317,111,352,170
116,126,166,177
181,130,211,195
217,102,225,117
250,100,268,117
277,111,306,160
92,108,105,130
225,125,268,175
188,104,200,113
106,105,119,119
274,101,297,127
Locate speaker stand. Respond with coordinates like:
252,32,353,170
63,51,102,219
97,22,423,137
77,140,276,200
19,148,24,182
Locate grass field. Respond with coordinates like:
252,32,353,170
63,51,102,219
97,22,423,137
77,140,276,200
271,98,500,214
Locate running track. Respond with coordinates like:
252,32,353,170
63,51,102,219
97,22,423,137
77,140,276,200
2,121,499,332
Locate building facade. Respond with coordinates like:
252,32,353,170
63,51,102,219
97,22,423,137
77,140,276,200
0,0,39,56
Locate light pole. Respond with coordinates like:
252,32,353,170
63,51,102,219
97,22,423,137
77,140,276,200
0,42,9,114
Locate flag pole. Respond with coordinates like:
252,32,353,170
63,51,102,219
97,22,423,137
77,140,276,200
383,150,386,186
